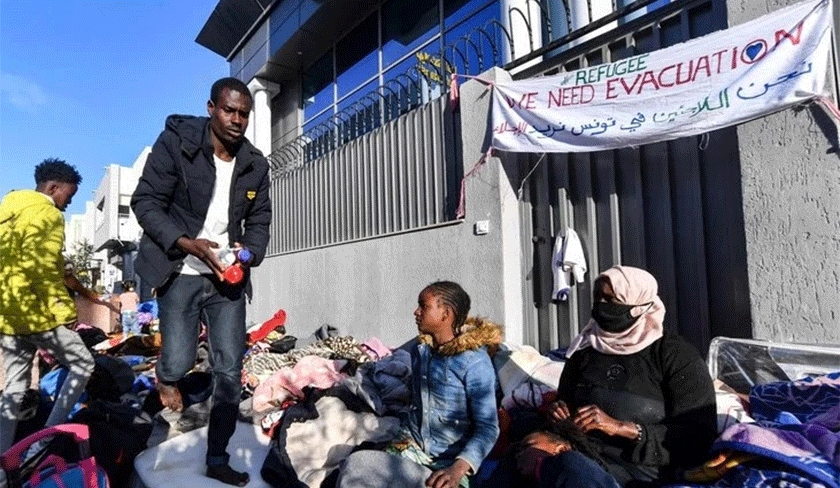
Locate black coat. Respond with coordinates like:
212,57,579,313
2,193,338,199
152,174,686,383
131,115,272,289
556,335,717,484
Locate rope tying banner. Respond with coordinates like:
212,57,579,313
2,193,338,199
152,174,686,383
455,147,494,219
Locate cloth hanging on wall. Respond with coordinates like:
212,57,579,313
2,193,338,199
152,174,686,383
552,228,587,301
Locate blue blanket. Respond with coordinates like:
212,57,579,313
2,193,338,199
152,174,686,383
670,372,840,488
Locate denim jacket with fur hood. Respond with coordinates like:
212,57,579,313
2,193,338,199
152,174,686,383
406,317,502,472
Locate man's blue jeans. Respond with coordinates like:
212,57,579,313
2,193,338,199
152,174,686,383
155,273,246,466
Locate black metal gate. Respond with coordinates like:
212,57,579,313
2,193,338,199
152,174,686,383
509,0,753,355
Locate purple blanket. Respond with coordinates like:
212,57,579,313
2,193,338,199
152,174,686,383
750,372,840,424
713,405,840,487
670,372,840,488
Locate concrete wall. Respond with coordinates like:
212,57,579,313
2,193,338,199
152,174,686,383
271,79,301,150
248,68,524,348
728,1,840,343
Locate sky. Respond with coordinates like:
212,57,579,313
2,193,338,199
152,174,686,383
0,0,229,216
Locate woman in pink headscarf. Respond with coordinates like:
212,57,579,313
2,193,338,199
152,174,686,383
516,266,716,488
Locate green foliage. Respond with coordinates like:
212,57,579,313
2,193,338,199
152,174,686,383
64,238,94,287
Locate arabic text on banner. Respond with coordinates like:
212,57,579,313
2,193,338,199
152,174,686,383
490,0,833,152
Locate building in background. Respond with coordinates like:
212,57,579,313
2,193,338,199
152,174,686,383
65,201,97,256
195,0,840,351
65,201,107,289
65,147,151,294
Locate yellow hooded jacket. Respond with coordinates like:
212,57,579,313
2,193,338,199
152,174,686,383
0,189,77,335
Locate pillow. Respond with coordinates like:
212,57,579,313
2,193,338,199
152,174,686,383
494,345,565,402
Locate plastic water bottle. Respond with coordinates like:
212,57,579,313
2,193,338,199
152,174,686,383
219,247,251,266
218,248,237,267
220,247,251,284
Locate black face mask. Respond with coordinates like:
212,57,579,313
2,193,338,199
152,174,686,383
591,301,650,333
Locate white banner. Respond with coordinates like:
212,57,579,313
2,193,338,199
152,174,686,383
490,0,834,152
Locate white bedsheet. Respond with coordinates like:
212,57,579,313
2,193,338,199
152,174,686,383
134,421,273,488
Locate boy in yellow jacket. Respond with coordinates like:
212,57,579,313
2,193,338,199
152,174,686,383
0,158,95,453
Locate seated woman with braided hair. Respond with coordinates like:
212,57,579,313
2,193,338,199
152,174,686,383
336,281,501,488
507,266,717,488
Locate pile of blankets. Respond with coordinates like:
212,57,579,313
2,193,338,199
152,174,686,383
241,333,411,425
235,331,414,487
672,372,840,488
133,320,840,488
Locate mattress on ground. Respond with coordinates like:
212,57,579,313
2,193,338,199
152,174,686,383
134,421,272,488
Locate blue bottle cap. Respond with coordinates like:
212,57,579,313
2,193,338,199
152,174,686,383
237,248,253,263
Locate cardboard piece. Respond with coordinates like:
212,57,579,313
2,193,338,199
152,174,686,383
75,296,118,333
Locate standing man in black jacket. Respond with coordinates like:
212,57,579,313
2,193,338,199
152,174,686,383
131,77,271,486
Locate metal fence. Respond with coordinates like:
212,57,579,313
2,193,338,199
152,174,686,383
510,0,754,356
265,16,510,256
268,16,513,176
265,0,698,255
267,96,461,255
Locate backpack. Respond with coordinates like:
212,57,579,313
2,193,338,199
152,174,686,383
72,400,152,487
86,355,135,401
0,423,109,488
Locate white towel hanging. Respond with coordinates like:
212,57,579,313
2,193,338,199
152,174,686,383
552,228,587,301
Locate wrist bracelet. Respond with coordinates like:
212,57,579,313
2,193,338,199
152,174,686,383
634,423,643,442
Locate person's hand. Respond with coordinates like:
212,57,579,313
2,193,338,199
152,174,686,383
573,404,623,436
176,237,224,279
103,301,120,313
546,399,571,423
425,459,470,488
